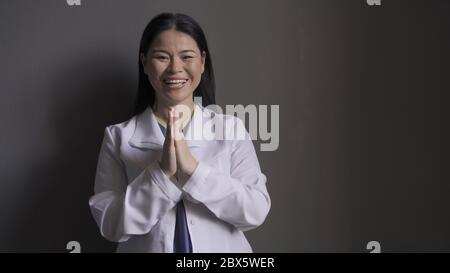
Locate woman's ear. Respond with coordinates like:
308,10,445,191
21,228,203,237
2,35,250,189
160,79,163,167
140,53,149,75
140,53,146,67
201,51,206,74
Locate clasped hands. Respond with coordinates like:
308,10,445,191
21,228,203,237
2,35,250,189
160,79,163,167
159,107,198,183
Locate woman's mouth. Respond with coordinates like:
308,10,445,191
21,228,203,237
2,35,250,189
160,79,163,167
163,79,188,89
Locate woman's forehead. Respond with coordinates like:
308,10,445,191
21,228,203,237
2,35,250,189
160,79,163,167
150,29,200,53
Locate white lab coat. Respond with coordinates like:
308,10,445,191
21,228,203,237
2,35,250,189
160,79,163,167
89,103,271,253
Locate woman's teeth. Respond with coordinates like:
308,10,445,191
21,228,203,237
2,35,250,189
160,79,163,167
164,79,188,89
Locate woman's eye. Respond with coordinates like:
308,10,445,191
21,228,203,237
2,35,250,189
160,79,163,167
155,56,168,61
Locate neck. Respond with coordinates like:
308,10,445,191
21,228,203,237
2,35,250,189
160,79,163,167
153,99,195,125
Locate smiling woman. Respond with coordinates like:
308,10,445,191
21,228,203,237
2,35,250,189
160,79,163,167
136,13,215,116
88,13,271,253
141,29,205,112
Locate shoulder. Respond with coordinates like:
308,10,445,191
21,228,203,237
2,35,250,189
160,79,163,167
201,105,249,141
103,114,138,144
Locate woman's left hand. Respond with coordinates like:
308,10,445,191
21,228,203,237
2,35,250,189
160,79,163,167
170,108,199,178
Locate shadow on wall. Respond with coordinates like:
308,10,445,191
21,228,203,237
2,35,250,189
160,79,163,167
8,53,136,252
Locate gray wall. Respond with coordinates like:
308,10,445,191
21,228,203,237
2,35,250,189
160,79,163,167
0,0,448,252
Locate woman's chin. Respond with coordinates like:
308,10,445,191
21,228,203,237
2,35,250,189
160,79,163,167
164,91,193,105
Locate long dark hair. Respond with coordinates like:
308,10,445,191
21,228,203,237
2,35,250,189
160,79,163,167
135,13,216,115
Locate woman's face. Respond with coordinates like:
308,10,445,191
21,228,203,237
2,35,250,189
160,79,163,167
141,29,205,108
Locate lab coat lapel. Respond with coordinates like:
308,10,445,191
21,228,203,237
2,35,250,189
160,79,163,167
128,103,210,150
183,103,204,148
128,106,164,150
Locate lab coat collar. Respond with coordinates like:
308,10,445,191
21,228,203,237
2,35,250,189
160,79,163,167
128,103,206,150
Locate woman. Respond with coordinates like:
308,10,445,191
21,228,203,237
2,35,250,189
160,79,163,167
89,13,271,253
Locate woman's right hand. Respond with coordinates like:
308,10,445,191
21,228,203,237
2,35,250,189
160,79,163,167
159,108,178,178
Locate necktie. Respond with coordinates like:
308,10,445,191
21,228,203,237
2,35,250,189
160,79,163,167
157,122,193,253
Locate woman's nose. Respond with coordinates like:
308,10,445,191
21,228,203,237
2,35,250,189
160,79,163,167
167,57,183,73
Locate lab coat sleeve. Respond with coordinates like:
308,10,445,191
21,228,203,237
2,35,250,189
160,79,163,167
89,126,182,242
182,119,271,232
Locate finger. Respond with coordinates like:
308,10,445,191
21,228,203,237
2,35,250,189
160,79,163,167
174,115,184,141
166,108,174,140
170,110,176,140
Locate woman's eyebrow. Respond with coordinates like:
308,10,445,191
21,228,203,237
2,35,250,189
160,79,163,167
151,49,170,54
151,49,197,54
179,49,197,54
